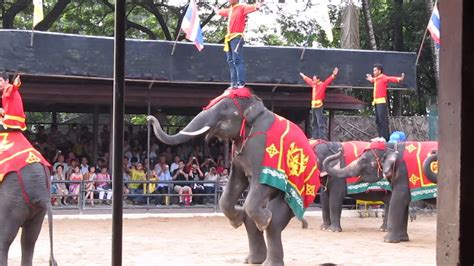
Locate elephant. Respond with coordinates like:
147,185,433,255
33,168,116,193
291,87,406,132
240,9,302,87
147,87,320,266
423,151,438,184
323,140,438,243
311,140,391,232
0,131,56,265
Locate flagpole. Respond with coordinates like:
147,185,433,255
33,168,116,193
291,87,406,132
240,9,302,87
170,28,182,56
415,0,438,66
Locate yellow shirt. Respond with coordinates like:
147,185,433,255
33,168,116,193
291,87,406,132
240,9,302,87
129,169,146,189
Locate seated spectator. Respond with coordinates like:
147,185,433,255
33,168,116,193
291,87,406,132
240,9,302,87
189,163,205,205
204,167,219,204
66,151,77,165
156,163,172,205
68,165,83,203
52,151,69,174
172,160,193,206
96,166,112,204
66,158,78,180
145,169,159,204
128,162,146,204
96,157,107,170
216,155,225,175
84,166,97,206
51,164,69,206
79,156,89,175
170,155,181,173
218,168,230,192
200,156,216,174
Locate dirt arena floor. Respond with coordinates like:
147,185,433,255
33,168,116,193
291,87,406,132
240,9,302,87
9,211,436,265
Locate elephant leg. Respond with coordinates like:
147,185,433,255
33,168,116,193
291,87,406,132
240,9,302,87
380,194,391,232
398,205,410,241
384,190,410,243
20,209,46,266
219,165,249,229
319,188,331,230
263,194,293,266
327,182,345,232
0,215,20,266
243,216,267,264
243,182,275,232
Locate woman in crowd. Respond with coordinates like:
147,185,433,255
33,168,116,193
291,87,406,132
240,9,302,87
84,166,97,206
68,165,83,203
51,164,69,206
128,162,147,204
96,166,113,204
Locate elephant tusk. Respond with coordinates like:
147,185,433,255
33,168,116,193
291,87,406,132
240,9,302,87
180,126,211,136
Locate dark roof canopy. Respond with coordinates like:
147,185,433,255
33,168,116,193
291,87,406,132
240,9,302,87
0,30,417,115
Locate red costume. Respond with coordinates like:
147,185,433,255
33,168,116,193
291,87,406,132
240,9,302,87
218,3,260,51
1,81,27,131
369,74,402,105
302,74,335,108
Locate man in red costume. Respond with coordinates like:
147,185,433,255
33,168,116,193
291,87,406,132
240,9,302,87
366,64,404,141
300,67,338,140
214,0,264,88
0,73,26,131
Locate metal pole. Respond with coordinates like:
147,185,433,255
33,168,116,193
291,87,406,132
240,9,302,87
147,82,153,173
112,0,125,265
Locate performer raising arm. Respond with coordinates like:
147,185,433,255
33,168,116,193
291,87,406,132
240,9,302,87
0,73,26,131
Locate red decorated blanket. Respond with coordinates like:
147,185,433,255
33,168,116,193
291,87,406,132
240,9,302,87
402,141,438,201
344,141,392,194
0,132,51,182
259,115,320,219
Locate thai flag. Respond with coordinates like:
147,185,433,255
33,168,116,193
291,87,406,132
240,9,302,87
181,0,205,51
427,4,440,47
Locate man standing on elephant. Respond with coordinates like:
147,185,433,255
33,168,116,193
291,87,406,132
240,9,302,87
366,64,404,141
214,0,264,88
299,67,338,140
0,73,26,131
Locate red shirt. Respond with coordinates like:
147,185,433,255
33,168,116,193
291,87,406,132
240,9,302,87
302,74,335,108
218,4,259,35
370,74,401,105
1,84,26,130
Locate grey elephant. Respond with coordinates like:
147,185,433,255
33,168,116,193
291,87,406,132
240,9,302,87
422,151,438,184
147,87,320,266
0,131,56,266
323,140,438,243
311,140,391,232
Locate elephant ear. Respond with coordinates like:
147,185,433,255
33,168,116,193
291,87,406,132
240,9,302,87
382,151,399,179
243,100,266,125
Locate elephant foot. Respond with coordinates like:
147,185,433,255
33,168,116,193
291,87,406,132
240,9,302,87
244,253,266,264
254,210,273,232
301,218,309,229
327,225,342,232
379,225,388,232
320,223,331,231
383,233,409,243
228,211,245,229
263,258,284,266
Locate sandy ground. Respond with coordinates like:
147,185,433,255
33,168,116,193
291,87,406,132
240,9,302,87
8,212,436,265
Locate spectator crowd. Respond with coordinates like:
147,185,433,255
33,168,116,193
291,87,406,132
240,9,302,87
31,123,230,207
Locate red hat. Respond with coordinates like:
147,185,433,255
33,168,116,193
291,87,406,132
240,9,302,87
363,141,386,152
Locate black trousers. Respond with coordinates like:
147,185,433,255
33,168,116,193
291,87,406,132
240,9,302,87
311,107,327,140
375,103,390,141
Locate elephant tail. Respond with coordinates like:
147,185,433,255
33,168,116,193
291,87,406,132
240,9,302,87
46,202,57,266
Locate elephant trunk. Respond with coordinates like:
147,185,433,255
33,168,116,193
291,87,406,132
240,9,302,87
323,151,362,179
147,113,211,145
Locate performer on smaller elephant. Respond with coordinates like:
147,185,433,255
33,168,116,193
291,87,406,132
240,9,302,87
366,64,404,141
214,0,265,88
0,73,26,131
299,67,338,140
